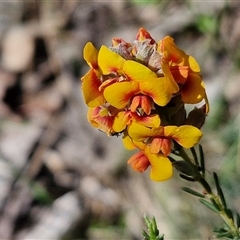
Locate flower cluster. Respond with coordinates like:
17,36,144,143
81,28,209,181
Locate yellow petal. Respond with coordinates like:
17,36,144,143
161,61,179,93
140,77,172,106
113,111,131,132
82,69,105,107
123,60,157,82
181,73,205,104
83,42,99,69
164,125,203,148
145,146,173,181
104,81,139,109
188,55,200,73
128,122,164,142
131,113,161,128
98,45,126,75
122,132,136,150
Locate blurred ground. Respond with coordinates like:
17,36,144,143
0,1,240,239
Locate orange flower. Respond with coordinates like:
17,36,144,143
158,36,209,112
87,105,118,136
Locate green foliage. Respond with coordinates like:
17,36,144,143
142,215,164,240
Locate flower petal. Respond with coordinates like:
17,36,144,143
128,122,164,142
150,138,171,156
113,111,131,132
164,125,203,148
123,60,158,82
140,77,172,106
82,69,105,107
181,73,205,104
122,132,136,150
131,113,160,128
87,107,115,136
145,146,173,181
158,36,186,64
104,81,139,109
127,152,150,172
161,61,180,93
188,55,200,73
98,45,126,75
122,132,146,150
83,42,99,70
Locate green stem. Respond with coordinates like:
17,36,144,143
178,147,240,237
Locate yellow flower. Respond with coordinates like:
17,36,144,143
127,122,203,156
100,51,172,109
124,136,173,181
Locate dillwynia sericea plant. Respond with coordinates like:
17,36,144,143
81,28,240,239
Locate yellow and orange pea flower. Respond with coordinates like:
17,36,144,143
158,36,209,112
81,27,208,181
123,122,202,181
123,135,173,181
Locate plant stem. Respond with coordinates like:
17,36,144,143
178,147,240,237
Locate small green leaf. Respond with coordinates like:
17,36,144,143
181,187,205,198
213,172,227,208
190,147,199,166
210,198,221,211
235,211,240,228
215,231,232,238
142,215,164,240
199,177,212,194
198,144,205,177
199,199,219,213
142,230,150,240
179,173,196,182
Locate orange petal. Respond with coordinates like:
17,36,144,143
127,151,150,172
158,36,185,64
170,66,189,84
136,28,155,44
149,138,162,154
98,45,126,75
130,95,152,115
150,138,172,156
82,69,105,107
164,125,203,148
104,81,139,109
83,42,99,70
87,107,114,136
130,95,141,112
